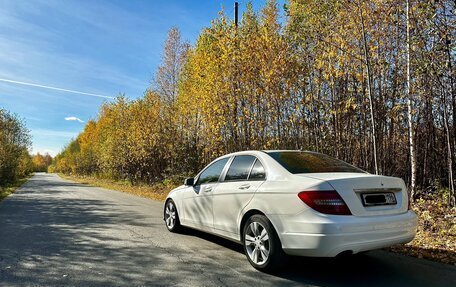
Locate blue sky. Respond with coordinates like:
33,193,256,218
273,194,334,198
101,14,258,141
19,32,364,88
0,0,285,156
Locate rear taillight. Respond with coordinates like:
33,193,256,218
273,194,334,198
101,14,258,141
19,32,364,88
298,190,352,215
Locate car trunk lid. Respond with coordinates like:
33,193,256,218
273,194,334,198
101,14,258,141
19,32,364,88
296,173,408,216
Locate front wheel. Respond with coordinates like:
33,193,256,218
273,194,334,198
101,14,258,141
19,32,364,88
164,199,182,232
242,215,286,272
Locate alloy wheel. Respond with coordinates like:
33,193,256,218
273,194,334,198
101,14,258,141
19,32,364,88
244,221,270,265
165,201,176,229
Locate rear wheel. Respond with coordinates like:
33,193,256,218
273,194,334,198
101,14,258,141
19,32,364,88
242,215,286,272
164,199,182,232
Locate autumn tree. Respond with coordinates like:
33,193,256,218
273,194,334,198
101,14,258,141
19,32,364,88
0,109,32,184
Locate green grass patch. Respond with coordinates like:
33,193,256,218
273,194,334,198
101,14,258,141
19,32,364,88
0,177,30,201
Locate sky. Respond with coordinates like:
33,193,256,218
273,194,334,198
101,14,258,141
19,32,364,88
0,0,285,157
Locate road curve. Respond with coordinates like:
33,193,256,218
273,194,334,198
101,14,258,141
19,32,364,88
0,173,455,287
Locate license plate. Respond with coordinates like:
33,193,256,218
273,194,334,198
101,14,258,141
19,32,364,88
361,192,397,206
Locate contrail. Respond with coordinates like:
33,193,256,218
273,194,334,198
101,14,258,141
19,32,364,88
0,78,115,99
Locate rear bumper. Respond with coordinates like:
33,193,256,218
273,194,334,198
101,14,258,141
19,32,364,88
268,210,417,257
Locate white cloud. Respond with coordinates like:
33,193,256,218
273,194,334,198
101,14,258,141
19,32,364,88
64,116,84,123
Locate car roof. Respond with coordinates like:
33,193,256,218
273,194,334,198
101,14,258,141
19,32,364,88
221,150,264,157
222,150,317,157
262,150,301,153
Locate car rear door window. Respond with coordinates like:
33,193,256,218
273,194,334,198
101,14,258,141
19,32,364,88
196,157,229,185
248,159,266,180
225,155,256,181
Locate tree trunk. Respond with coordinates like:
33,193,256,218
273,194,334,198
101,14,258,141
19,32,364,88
442,2,456,206
359,4,379,174
406,0,417,201
443,89,455,207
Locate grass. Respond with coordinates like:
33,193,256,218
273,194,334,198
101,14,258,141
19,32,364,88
59,173,179,201
0,177,30,201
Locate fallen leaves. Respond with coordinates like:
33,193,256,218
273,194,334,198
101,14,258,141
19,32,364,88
388,195,456,265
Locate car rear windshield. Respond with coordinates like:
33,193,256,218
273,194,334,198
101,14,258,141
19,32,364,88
266,151,365,174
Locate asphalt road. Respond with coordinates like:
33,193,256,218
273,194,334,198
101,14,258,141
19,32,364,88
0,173,455,287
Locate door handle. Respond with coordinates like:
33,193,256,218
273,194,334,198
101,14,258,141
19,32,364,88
202,186,212,192
238,184,250,190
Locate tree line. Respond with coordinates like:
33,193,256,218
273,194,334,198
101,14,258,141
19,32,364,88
32,153,53,172
0,109,32,185
0,109,54,187
51,0,455,206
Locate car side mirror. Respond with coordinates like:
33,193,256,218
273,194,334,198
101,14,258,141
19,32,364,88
184,177,194,186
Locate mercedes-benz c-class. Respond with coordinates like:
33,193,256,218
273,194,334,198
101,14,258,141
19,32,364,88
164,150,417,271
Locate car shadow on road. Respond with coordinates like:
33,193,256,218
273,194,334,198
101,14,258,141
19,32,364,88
387,245,456,266
182,227,456,287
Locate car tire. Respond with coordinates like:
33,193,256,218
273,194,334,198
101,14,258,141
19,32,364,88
164,199,182,233
242,214,286,272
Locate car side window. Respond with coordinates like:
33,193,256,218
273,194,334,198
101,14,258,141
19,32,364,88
248,159,266,180
196,158,229,185
225,155,256,181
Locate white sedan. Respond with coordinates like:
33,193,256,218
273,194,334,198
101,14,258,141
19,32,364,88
164,150,417,271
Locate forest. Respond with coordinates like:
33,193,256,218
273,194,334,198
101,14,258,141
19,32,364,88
51,0,455,207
